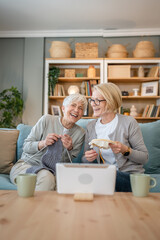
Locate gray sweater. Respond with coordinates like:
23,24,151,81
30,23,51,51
21,114,85,165
82,114,148,173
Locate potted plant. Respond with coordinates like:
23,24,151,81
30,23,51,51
0,86,23,128
48,66,60,96
123,108,130,116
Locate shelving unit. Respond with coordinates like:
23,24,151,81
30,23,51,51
104,58,160,122
44,58,160,122
44,58,104,116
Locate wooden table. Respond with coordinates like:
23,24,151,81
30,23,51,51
0,190,160,240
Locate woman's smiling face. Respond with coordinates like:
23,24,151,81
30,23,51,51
62,101,84,124
91,89,107,117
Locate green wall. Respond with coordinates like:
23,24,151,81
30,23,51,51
0,38,44,126
0,36,160,126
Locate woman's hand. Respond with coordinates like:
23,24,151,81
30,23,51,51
61,134,73,151
85,149,98,162
109,142,129,155
38,133,60,150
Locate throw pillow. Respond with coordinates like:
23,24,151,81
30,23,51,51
140,120,160,174
16,124,32,160
0,129,19,174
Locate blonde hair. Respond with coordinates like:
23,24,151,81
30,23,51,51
94,83,122,112
63,93,87,113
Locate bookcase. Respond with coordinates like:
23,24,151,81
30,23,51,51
44,58,104,118
104,58,160,123
44,58,160,122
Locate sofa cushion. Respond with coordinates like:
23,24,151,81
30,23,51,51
0,129,19,174
74,119,95,162
16,124,32,160
0,174,17,190
140,120,160,174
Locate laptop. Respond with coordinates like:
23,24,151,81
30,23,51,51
56,163,116,195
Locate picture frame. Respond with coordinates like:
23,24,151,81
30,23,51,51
141,81,158,96
51,105,62,116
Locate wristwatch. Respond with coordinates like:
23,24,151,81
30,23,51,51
122,147,131,156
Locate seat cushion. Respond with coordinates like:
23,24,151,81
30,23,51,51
0,174,17,190
140,120,160,174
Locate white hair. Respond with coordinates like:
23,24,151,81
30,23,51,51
63,93,87,113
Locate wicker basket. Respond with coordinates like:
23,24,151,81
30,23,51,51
64,69,75,77
106,44,128,58
133,41,155,58
135,41,155,49
75,43,98,58
49,41,72,58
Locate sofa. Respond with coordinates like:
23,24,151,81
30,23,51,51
0,119,160,192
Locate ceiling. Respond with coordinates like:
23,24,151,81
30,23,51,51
0,0,160,37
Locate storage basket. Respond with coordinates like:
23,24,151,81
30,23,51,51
133,41,155,58
64,69,75,77
49,41,72,58
106,44,128,58
108,65,131,78
75,43,98,58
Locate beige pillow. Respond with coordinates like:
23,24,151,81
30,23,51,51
0,129,19,174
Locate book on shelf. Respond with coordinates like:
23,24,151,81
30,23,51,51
147,66,159,77
85,82,88,96
153,106,159,117
84,81,92,96
53,84,65,96
90,79,98,94
155,106,160,117
82,80,98,97
150,105,156,117
142,105,149,117
142,104,160,118
147,104,154,117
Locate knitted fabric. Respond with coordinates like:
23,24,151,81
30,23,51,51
26,139,63,175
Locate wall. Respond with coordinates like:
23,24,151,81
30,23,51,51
0,38,24,93
0,38,44,126
22,38,44,125
0,36,160,126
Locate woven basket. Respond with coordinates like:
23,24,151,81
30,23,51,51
106,52,128,58
135,41,155,49
65,69,75,77
106,44,128,58
133,41,155,58
49,41,72,58
75,43,98,58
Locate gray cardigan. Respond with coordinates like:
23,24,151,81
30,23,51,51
82,114,148,173
21,114,85,165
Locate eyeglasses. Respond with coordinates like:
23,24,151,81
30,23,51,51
89,98,106,106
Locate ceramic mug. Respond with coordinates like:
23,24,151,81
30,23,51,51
16,174,37,198
130,173,156,197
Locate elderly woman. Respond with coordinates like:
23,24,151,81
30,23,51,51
82,83,148,192
10,93,87,191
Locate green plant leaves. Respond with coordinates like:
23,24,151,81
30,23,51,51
0,86,23,128
48,66,60,96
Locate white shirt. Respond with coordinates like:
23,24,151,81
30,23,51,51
95,114,118,165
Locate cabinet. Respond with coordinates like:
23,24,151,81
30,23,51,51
44,58,104,118
104,58,160,123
